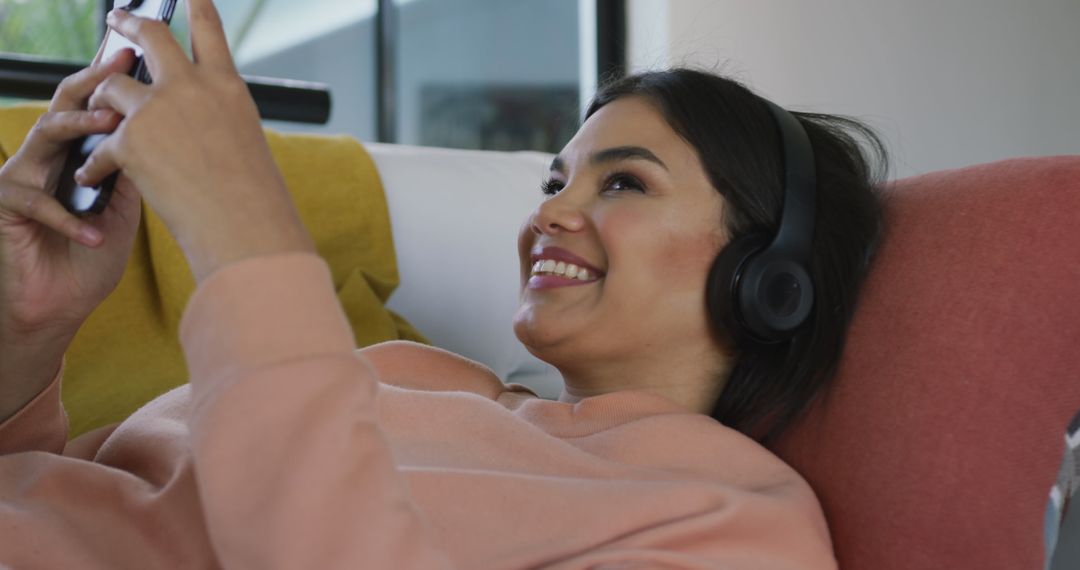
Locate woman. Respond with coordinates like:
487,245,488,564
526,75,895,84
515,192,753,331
0,1,885,567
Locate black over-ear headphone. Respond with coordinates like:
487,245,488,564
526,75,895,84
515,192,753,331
706,99,817,345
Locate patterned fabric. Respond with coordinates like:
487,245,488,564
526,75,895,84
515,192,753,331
1046,410,1080,570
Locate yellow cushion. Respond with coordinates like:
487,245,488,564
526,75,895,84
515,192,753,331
0,104,427,436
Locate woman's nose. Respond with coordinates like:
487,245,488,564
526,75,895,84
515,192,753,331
531,192,587,235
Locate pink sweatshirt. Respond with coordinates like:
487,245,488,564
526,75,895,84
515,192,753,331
0,253,836,569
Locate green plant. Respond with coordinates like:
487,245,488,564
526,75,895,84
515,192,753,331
0,0,100,62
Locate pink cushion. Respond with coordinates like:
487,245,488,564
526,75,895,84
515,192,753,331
772,156,1080,570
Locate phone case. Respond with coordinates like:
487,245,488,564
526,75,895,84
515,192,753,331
54,0,178,216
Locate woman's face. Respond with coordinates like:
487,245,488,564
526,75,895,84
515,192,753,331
513,96,730,382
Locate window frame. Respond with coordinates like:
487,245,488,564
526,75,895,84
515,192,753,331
0,0,625,136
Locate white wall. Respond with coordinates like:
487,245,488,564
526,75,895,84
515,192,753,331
628,0,1080,178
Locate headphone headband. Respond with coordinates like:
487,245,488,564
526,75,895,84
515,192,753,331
706,98,818,345
761,100,816,262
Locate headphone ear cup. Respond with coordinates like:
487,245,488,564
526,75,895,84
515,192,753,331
708,233,815,344
707,233,771,343
737,249,815,343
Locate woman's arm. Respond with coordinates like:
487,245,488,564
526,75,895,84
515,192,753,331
0,360,67,455
80,3,453,566
181,253,454,570
0,52,145,427
0,329,66,424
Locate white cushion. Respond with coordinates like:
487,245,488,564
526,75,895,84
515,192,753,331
367,143,564,398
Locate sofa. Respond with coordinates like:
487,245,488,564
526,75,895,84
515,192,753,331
1,104,1078,569
377,145,1080,570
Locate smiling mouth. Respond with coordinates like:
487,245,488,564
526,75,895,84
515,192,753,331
530,259,596,281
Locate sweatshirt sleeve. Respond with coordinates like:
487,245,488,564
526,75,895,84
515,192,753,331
0,363,67,455
179,253,454,570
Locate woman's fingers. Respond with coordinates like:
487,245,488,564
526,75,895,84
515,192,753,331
187,0,237,73
78,73,151,188
87,72,150,118
0,181,103,247
73,133,123,191
106,9,189,82
26,109,124,157
49,49,137,113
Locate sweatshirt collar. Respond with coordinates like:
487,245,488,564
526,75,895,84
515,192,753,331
498,389,692,438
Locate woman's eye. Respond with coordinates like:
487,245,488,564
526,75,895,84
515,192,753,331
541,174,644,196
541,178,564,196
604,174,645,193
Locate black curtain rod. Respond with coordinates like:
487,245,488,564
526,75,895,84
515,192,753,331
0,53,332,125
596,0,627,82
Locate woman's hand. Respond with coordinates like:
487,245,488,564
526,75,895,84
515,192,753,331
76,0,315,283
0,50,144,418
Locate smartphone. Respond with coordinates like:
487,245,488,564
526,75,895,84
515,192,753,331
55,0,179,216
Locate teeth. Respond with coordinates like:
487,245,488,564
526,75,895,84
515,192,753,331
530,259,598,281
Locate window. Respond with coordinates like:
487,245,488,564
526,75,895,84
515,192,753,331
392,0,582,153
0,0,101,62
0,0,624,152
225,0,379,140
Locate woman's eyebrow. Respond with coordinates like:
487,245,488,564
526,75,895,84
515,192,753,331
549,146,669,173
